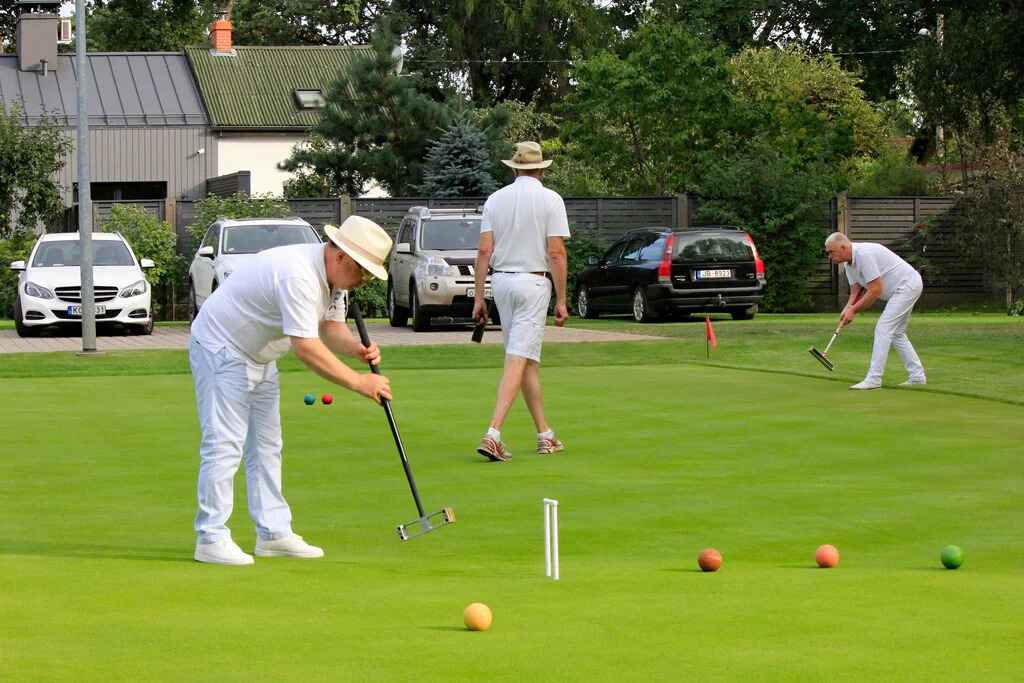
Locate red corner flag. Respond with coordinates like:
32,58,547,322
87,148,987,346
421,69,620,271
705,316,718,358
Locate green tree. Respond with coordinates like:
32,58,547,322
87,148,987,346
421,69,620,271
695,141,838,311
1,0,17,52
284,17,451,196
418,117,500,198
230,0,374,46
560,24,734,195
0,107,71,238
86,0,220,52
101,204,177,288
0,230,36,319
394,0,610,105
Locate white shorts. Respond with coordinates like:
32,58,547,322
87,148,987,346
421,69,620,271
492,272,551,362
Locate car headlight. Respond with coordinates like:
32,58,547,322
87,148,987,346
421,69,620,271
420,256,458,277
119,280,148,298
24,281,54,299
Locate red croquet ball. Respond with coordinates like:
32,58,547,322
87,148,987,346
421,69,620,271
698,548,722,572
322,394,334,405
816,544,840,568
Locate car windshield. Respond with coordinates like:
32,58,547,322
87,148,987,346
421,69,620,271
31,240,135,267
675,233,752,262
222,224,320,254
420,218,481,250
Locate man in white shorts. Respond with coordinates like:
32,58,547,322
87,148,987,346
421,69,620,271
188,215,393,565
825,232,927,390
472,141,571,461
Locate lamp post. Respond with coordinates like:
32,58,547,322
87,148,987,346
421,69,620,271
75,0,96,353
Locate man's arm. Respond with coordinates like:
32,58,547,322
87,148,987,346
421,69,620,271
319,319,380,366
290,336,390,403
472,231,494,323
547,236,569,326
840,279,882,326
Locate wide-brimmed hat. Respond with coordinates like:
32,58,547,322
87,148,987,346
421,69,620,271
324,215,392,281
501,141,552,170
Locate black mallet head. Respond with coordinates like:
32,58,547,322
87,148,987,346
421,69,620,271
808,346,835,371
471,321,485,343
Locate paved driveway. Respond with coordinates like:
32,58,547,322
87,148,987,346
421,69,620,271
0,323,658,354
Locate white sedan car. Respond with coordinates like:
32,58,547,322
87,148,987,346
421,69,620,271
188,217,321,318
9,232,155,337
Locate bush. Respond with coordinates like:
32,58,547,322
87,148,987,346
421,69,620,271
0,231,37,319
848,149,933,196
566,230,605,303
101,205,177,287
349,278,387,318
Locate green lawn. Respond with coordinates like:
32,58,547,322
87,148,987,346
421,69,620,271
1,329,1022,681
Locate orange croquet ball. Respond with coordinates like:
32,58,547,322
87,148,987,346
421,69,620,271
463,602,493,631
698,548,722,572
816,544,840,568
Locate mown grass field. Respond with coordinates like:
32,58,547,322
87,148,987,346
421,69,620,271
1,314,1021,681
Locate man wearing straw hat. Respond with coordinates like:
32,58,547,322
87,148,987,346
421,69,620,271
472,141,571,462
188,215,394,565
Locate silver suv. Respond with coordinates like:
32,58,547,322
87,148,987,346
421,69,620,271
387,206,496,331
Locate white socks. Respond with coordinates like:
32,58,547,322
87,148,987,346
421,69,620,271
487,427,501,441
538,429,554,440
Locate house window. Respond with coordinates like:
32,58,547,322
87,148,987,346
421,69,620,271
294,89,326,109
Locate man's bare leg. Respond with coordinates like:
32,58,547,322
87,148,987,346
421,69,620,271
520,359,549,433
489,354,529,431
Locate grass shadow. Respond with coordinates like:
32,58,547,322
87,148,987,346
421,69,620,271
1,540,191,563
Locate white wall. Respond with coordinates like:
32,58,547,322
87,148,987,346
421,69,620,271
216,133,391,198
216,134,304,196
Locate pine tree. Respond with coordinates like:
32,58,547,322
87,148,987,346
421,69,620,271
418,118,501,198
284,17,451,197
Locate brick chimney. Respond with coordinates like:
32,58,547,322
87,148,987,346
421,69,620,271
210,19,233,54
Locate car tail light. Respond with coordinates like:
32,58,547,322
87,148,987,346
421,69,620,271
658,233,675,284
744,232,765,280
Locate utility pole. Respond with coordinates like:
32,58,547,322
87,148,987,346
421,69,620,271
76,0,96,352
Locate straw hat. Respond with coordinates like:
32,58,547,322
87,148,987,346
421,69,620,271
501,141,552,170
323,215,392,281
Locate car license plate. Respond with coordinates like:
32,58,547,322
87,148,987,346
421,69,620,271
467,288,492,299
67,304,106,317
695,269,732,280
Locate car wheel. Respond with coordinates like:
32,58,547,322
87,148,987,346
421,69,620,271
387,282,409,327
13,297,38,338
632,287,660,323
410,283,430,332
576,287,598,319
188,282,200,321
130,318,155,335
731,305,757,321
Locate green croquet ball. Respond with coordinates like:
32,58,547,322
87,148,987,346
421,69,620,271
303,393,316,406
941,545,963,569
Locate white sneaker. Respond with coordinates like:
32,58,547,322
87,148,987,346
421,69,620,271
849,380,882,390
195,537,254,566
899,377,927,386
255,534,324,558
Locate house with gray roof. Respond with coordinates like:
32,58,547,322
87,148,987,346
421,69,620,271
0,2,216,205
1,2,372,208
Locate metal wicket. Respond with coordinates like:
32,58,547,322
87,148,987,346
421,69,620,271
543,498,559,580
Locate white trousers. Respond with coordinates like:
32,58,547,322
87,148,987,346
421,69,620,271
492,272,551,362
865,274,926,384
189,340,293,543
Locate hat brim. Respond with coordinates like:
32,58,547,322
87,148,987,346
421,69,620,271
324,225,389,281
502,159,552,170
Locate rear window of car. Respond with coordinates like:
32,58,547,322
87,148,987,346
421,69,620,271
420,218,481,250
32,240,135,267
222,224,320,254
674,232,752,262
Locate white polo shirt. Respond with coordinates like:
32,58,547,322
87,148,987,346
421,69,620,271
843,242,919,301
190,243,347,364
481,176,571,272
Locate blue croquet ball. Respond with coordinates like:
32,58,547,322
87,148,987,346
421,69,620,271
303,393,316,406
941,545,963,569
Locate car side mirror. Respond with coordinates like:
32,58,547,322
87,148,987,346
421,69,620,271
140,258,155,269
395,242,412,254
197,245,214,258
9,260,25,271
585,256,599,266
